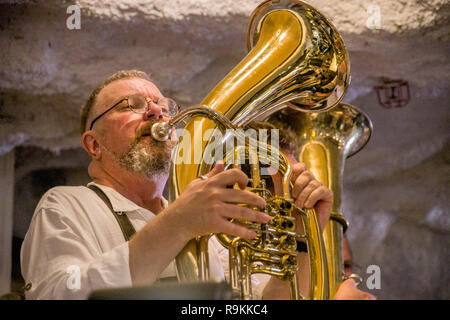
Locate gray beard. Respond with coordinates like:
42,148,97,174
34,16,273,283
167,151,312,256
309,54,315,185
117,137,173,179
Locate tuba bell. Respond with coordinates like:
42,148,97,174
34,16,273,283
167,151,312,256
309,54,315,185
151,0,350,299
270,102,373,297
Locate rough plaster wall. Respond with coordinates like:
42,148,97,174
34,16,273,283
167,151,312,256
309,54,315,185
1,0,449,299
343,93,450,299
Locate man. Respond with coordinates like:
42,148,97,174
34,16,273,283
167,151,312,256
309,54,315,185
21,70,371,299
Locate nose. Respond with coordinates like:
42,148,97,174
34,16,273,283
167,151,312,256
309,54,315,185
144,99,163,120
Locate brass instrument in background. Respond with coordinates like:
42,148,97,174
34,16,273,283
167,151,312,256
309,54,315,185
283,103,373,297
152,0,350,299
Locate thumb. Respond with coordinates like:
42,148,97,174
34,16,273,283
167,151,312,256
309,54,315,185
314,201,331,231
206,161,224,178
344,278,357,288
271,172,283,196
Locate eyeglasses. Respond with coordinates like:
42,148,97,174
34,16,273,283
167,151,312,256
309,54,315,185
89,94,180,130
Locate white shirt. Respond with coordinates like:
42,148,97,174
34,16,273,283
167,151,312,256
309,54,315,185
21,182,268,299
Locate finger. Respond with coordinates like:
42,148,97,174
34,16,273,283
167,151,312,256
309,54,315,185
291,171,315,200
343,278,357,288
210,168,248,189
314,200,332,230
220,189,266,209
303,186,332,230
290,162,308,183
221,203,271,224
365,293,377,300
217,217,258,239
295,180,322,208
304,186,332,208
271,172,283,196
206,161,224,178
334,279,369,300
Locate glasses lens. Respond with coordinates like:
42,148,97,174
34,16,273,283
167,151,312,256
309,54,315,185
128,94,180,116
127,95,147,113
158,97,180,117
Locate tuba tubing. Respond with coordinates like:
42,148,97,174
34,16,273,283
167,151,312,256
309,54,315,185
167,0,350,299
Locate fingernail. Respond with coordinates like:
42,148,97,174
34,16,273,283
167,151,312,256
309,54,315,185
260,212,272,223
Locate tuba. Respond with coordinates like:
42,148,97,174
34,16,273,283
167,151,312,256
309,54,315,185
152,0,349,299
275,102,372,297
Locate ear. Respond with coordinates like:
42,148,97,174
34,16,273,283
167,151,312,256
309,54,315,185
81,131,102,160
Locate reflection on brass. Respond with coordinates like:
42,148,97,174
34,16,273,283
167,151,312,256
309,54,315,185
156,0,350,300
294,102,372,297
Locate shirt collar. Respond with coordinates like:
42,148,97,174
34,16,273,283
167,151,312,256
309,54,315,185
87,182,168,214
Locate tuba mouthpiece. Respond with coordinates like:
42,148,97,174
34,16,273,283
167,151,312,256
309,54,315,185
151,121,171,141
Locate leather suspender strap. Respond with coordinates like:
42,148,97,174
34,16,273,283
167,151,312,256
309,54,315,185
87,185,178,284
88,185,136,241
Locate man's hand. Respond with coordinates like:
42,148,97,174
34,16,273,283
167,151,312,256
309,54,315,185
169,163,271,241
334,279,376,300
290,162,333,230
131,163,271,286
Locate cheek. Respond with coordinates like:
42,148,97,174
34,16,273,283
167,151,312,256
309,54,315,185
103,119,139,153
102,134,130,156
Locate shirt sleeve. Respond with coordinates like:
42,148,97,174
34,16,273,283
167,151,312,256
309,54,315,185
21,197,132,300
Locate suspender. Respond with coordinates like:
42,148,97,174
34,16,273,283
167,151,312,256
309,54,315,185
87,184,177,284
88,185,136,241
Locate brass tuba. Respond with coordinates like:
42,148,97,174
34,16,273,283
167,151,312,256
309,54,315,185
276,103,372,297
151,0,350,299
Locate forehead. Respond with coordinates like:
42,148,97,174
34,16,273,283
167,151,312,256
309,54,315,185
95,77,162,113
